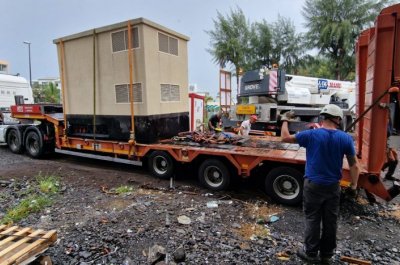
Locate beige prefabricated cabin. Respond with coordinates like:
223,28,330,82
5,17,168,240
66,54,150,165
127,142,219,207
53,18,190,143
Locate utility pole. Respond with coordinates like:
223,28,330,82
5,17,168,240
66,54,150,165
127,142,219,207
23,41,32,87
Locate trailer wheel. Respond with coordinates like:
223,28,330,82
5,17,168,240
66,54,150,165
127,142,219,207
198,159,230,191
7,129,24,154
265,167,303,206
25,131,44,158
148,151,174,179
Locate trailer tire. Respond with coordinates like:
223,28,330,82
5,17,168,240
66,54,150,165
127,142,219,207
25,131,44,158
7,129,24,154
198,159,230,191
148,151,174,179
265,167,303,206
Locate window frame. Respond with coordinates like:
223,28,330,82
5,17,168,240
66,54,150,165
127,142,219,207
158,32,179,56
160,83,180,102
111,26,140,53
114,82,143,104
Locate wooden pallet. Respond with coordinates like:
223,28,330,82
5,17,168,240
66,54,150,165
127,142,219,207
0,225,57,265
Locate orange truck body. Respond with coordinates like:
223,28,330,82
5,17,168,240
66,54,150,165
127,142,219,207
344,3,400,201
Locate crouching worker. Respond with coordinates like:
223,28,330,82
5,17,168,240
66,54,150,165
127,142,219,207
208,111,222,133
238,115,258,136
280,104,360,264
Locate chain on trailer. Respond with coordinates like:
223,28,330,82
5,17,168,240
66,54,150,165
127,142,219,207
345,86,399,133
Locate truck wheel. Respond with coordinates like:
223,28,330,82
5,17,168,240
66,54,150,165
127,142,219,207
265,167,303,206
198,159,230,191
148,151,174,179
7,129,24,154
25,131,44,158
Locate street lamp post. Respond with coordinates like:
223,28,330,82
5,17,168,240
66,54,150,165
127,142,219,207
23,41,32,87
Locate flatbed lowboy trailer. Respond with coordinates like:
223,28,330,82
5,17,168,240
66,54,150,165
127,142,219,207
0,101,396,206
2,103,308,205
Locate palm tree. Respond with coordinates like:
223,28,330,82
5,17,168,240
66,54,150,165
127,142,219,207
303,0,389,80
270,15,305,74
206,7,251,98
247,20,272,70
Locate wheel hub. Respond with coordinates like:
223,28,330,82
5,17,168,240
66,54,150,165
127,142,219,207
154,157,168,174
282,180,293,190
273,175,299,199
206,167,222,186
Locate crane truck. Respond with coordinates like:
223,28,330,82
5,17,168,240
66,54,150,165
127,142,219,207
226,69,356,134
1,4,400,206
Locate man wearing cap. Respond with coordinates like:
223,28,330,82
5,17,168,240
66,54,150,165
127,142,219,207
280,104,360,264
239,115,258,136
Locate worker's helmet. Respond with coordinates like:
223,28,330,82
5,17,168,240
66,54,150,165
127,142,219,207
320,104,343,120
389,86,399,93
250,115,258,121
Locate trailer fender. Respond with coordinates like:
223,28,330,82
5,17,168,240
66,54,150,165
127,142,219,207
198,158,231,191
23,126,45,158
265,166,303,206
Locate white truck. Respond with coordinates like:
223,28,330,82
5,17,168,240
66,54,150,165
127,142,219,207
0,74,34,123
227,68,356,133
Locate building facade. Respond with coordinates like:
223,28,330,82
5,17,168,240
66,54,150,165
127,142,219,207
53,18,190,143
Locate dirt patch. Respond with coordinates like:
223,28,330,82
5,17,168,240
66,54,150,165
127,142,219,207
1,145,400,264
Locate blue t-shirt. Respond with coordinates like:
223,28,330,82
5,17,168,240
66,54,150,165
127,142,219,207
295,128,355,185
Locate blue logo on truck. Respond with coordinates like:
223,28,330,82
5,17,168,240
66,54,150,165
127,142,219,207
318,79,328,90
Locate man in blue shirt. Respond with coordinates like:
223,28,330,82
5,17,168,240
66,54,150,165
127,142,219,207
281,104,360,264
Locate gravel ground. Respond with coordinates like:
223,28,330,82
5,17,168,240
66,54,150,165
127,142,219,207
0,140,400,265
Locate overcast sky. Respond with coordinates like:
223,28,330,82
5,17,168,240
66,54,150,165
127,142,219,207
1,0,305,98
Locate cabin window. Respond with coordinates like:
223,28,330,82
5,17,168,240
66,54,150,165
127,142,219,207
158,33,178,55
115,83,142,103
112,27,139,52
161,84,180,102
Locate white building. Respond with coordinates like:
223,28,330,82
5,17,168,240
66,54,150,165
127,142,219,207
33,77,61,89
0,60,9,74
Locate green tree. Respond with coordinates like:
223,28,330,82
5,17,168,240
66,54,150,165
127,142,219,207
204,95,214,105
270,15,305,74
303,0,389,80
247,20,272,70
33,83,60,103
206,7,251,96
43,83,60,103
297,55,336,79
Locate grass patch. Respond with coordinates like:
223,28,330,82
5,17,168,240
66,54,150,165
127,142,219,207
37,175,60,194
236,223,271,239
114,185,134,195
1,174,60,225
1,195,52,224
